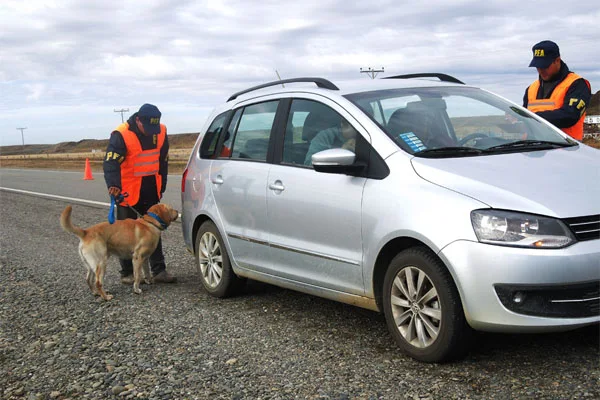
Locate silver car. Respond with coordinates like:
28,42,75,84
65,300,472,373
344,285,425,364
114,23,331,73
181,75,600,362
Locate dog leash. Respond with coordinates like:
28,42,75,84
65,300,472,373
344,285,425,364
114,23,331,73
108,192,142,224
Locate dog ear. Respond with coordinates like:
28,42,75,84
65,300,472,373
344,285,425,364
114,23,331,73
156,204,175,225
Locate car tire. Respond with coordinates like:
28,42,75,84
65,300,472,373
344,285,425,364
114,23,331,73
195,220,245,298
382,247,472,363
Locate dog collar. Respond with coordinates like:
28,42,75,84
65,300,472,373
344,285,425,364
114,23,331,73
146,212,168,230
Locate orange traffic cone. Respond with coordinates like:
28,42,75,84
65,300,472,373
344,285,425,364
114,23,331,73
83,158,94,180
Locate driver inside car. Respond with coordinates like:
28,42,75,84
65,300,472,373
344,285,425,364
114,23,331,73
389,108,455,150
304,119,358,165
414,115,455,148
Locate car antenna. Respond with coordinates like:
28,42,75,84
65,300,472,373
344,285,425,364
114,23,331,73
275,70,285,88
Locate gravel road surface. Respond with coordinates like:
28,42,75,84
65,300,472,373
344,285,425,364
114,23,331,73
1,189,599,399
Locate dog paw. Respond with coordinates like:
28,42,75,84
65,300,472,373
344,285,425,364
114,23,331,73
133,287,142,295
103,294,113,301
144,278,153,285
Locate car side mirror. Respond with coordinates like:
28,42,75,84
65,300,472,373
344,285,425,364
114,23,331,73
311,148,365,175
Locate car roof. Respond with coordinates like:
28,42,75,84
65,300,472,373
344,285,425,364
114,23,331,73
227,75,473,105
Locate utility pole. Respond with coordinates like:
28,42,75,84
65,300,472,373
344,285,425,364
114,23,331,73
114,108,129,123
16,127,27,153
360,67,385,79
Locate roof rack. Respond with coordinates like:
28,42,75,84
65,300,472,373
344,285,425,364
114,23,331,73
383,73,465,85
227,77,339,102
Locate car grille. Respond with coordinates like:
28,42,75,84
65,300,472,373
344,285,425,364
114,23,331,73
495,281,600,318
562,214,600,241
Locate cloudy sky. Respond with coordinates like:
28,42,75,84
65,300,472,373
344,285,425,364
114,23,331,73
1,0,598,146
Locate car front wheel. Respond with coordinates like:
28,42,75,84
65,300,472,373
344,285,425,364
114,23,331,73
382,247,472,362
195,220,245,297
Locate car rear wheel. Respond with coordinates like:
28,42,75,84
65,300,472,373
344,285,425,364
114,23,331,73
195,221,245,297
382,247,472,363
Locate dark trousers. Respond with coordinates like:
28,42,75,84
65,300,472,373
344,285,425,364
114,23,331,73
116,202,166,277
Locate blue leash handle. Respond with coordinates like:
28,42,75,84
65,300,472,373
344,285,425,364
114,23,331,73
108,195,117,224
108,193,128,224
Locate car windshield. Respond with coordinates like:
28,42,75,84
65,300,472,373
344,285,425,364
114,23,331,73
344,86,577,157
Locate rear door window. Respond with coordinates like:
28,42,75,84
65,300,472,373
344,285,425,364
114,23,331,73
281,99,352,166
230,101,279,162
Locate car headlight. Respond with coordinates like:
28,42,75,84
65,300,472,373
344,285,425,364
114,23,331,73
470,209,575,248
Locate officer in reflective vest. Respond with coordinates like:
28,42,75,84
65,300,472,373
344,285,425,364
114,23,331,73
103,103,176,283
523,40,591,141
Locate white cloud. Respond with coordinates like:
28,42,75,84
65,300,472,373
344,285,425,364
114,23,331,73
99,54,179,79
24,83,45,101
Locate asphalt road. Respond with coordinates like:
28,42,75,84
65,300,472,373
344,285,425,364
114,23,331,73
0,168,182,208
1,168,599,399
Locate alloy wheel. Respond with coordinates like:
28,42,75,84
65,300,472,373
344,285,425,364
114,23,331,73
198,232,223,288
390,266,441,348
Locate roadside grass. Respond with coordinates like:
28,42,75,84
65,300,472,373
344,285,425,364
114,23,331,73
583,136,600,149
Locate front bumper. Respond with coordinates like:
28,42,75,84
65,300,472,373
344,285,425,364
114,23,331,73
494,281,599,318
439,239,600,332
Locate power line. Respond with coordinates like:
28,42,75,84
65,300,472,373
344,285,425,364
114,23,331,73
16,127,27,153
114,108,129,123
360,67,385,79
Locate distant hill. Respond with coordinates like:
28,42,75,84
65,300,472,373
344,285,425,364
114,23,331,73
588,90,600,115
0,132,199,156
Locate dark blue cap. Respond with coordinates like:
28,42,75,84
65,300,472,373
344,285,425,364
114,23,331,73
529,40,560,68
137,103,161,135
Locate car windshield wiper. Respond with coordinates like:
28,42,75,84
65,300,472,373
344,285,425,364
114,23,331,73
414,147,485,158
486,140,576,152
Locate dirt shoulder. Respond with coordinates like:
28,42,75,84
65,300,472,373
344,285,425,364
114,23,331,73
0,133,197,174
0,156,189,175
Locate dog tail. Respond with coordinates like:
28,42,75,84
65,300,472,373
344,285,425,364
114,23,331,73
60,205,85,239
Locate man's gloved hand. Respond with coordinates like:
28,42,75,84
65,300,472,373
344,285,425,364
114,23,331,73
108,186,121,197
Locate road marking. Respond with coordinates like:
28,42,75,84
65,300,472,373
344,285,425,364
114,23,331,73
0,168,92,175
0,168,181,177
0,187,182,220
0,187,110,207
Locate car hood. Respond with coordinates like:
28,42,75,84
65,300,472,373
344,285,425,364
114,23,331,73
410,145,600,218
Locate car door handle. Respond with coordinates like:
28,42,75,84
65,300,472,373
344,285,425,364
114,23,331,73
211,175,224,185
269,180,285,192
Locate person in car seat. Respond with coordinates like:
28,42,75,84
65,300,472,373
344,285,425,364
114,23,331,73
304,119,358,165
388,107,455,150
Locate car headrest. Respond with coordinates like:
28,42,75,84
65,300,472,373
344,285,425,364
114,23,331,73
302,111,342,142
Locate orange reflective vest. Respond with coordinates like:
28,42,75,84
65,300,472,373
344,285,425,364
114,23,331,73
526,73,589,140
116,122,166,206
